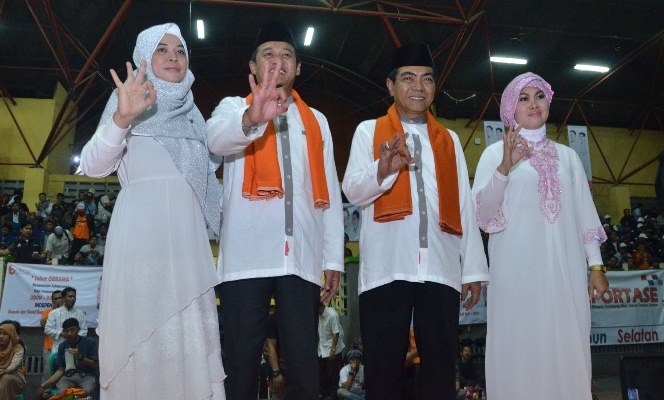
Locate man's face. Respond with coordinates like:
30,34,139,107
20,224,32,239
461,346,473,362
89,237,97,247
56,194,64,203
1,226,8,236
63,291,76,308
52,293,63,308
63,326,80,344
77,192,85,201
387,66,435,120
100,225,108,235
11,204,19,213
45,221,54,232
250,41,300,90
39,193,46,202
624,209,631,216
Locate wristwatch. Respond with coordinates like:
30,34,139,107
241,109,259,134
272,369,282,377
589,264,607,273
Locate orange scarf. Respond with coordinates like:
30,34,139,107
373,105,462,236
243,90,329,208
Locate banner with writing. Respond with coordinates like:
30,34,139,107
590,270,664,346
0,263,102,328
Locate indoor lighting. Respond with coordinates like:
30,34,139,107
574,64,609,73
197,19,205,39
490,56,527,65
304,27,314,46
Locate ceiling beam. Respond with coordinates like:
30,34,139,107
36,0,133,164
167,0,465,24
43,0,72,84
376,3,401,48
577,30,664,99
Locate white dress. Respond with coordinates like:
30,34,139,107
81,123,226,400
472,139,604,400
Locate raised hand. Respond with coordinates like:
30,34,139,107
497,125,532,175
244,60,286,126
377,132,416,185
109,60,157,129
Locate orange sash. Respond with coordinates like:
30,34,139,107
243,90,329,208
372,104,462,236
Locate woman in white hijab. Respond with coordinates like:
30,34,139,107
81,23,225,399
472,72,608,400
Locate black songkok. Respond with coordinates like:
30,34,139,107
254,21,296,50
389,43,434,71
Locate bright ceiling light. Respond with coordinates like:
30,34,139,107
574,64,609,73
490,56,528,65
304,27,314,46
197,19,205,39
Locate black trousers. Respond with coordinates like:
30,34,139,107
360,281,460,400
218,275,320,400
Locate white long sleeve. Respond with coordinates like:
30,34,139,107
81,120,129,178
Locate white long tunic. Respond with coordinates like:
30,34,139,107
206,97,344,285
81,122,225,400
472,140,604,400
342,119,489,294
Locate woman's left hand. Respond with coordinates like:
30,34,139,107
588,271,609,300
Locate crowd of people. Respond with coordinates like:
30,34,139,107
601,207,664,270
1,16,663,400
0,189,112,266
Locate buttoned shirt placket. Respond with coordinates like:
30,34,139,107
276,113,294,264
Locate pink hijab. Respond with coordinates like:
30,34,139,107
499,72,554,127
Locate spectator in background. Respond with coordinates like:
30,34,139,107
35,192,53,219
621,208,636,229
0,322,26,399
79,236,104,266
43,219,55,243
71,252,85,266
84,189,97,216
632,241,653,269
45,287,88,354
40,290,63,383
6,203,27,237
1,221,44,263
95,195,113,227
51,193,68,221
37,318,98,398
95,223,108,247
319,304,345,399
46,226,72,265
456,345,483,400
70,192,85,211
337,350,365,400
71,202,94,258
0,223,15,249
265,299,284,400
33,216,47,247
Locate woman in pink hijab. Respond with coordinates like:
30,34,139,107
472,72,609,400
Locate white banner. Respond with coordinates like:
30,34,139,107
483,121,503,147
567,125,592,180
0,263,102,328
459,283,488,325
590,270,664,346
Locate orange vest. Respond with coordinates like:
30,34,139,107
72,215,90,240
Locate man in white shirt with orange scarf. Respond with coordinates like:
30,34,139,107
207,21,344,400
342,43,489,400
